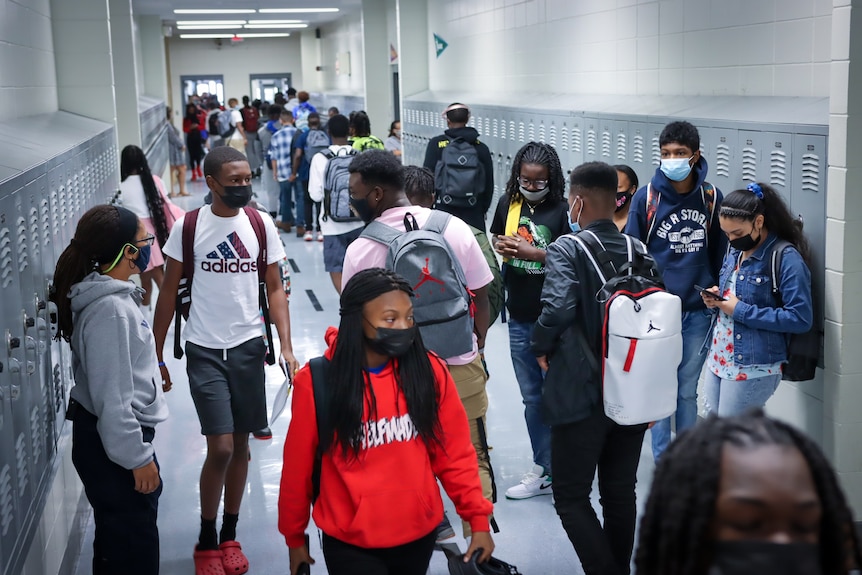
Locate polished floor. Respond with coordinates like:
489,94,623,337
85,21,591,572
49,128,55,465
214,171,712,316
73,174,657,575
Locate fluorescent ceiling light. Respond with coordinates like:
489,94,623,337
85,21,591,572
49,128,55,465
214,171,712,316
176,20,247,25
177,25,242,30
258,8,339,13
179,33,291,39
244,23,308,29
246,19,303,24
173,9,256,14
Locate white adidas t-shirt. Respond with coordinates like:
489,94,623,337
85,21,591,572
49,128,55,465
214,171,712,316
162,206,285,349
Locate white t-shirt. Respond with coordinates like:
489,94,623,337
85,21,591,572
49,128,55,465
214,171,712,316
119,175,166,220
308,144,365,237
162,206,285,349
341,205,493,365
228,109,244,141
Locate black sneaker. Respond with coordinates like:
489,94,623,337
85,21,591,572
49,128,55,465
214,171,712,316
252,427,272,440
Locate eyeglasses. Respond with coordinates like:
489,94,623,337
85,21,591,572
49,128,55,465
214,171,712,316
136,234,156,246
517,176,549,191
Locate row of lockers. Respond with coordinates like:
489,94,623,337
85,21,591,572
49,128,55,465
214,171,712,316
401,98,828,324
0,126,117,575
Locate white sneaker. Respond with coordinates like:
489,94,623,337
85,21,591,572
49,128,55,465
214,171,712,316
505,464,552,500
303,231,313,241
316,231,324,242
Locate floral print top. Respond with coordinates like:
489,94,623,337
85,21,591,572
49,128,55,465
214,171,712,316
707,266,784,381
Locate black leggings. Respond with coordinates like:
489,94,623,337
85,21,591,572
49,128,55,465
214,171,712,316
322,530,436,575
302,179,321,232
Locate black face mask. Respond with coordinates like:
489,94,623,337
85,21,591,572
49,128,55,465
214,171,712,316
729,229,761,252
709,541,821,575
218,184,253,209
615,191,632,212
365,326,417,358
350,194,377,224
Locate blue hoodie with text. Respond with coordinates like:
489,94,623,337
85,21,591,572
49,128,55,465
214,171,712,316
624,157,727,311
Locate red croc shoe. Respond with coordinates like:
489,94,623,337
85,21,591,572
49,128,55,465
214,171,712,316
219,540,250,575
194,546,226,575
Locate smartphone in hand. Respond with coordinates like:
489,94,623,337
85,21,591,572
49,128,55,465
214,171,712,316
694,284,727,301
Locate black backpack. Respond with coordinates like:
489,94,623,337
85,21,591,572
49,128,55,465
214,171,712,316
434,137,485,209
769,240,821,381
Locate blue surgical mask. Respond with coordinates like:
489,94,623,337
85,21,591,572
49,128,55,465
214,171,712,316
134,245,151,273
660,157,694,182
568,198,582,233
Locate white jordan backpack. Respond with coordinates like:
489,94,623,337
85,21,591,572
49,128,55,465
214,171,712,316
573,230,682,426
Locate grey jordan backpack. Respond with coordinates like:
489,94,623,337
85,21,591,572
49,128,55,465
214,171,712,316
361,211,474,358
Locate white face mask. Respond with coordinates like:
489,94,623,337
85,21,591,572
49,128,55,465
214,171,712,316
660,156,694,182
520,186,549,202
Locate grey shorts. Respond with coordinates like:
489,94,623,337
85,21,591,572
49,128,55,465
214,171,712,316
185,337,267,435
323,227,363,272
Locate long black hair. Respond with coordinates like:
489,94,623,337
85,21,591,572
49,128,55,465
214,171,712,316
327,268,443,460
505,141,566,204
635,410,862,575
120,145,170,249
720,182,810,263
51,205,139,342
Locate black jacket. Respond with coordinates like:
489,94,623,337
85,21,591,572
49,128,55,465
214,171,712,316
422,126,494,231
531,220,660,426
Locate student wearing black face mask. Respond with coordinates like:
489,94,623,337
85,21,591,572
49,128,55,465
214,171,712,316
636,409,862,575
279,268,494,575
699,183,813,416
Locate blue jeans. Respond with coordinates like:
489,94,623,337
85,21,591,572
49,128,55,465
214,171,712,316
704,371,781,416
650,310,711,461
292,180,305,227
278,180,294,225
508,318,551,474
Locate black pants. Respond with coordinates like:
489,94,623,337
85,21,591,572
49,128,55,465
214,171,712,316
551,411,647,575
322,531,436,575
302,179,321,232
71,404,162,575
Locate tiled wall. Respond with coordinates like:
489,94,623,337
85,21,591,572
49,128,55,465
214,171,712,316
426,0,832,97
0,0,58,122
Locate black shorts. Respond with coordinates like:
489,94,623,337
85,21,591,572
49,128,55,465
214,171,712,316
186,337,267,435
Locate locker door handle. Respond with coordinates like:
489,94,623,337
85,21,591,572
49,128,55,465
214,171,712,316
24,337,36,375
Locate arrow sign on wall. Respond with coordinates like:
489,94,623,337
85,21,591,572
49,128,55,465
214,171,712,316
433,33,448,58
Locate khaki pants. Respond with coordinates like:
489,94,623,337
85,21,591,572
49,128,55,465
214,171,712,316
227,136,246,155
447,355,495,537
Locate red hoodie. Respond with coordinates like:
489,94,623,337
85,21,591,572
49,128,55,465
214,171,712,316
278,327,492,549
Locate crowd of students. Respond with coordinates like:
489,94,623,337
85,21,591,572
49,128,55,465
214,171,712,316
51,100,854,575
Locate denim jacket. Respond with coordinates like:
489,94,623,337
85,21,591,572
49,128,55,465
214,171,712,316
702,233,813,367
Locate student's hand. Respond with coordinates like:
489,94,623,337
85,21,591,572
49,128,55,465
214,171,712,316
159,363,173,392
132,461,160,494
281,348,300,379
715,293,739,316
288,173,297,182
537,355,549,372
700,286,722,309
464,532,494,564
274,172,279,182
288,545,315,575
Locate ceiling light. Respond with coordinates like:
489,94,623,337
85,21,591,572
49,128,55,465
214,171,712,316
241,33,292,38
258,8,339,14
179,32,291,39
177,25,243,30
173,9,256,14
243,23,308,29
176,20,247,25
246,20,303,24
179,33,234,38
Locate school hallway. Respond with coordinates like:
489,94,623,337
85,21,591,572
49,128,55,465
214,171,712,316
69,179,657,575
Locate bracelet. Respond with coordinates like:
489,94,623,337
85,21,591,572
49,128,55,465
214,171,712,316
158,361,166,367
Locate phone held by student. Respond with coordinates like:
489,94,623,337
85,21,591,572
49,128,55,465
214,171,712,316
694,284,726,301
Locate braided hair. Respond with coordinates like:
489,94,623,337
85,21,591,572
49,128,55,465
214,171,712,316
635,409,862,575
327,268,443,459
120,145,170,249
504,141,566,204
403,165,435,207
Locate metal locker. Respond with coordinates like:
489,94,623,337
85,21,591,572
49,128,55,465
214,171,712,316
791,134,827,319
698,126,737,193
583,117,600,164
569,115,584,169
626,121,662,189
598,118,613,162
738,130,793,198
612,120,628,164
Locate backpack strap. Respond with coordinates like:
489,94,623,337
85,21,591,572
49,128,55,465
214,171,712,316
360,219,403,246
770,239,793,307
175,208,201,360
309,356,330,504
702,182,716,234
244,207,276,365
645,183,660,242
572,230,616,285
421,209,451,234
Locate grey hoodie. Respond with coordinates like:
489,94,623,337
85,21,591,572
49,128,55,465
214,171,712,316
69,272,168,470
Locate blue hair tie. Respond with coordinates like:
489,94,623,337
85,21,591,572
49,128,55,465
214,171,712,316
747,183,764,199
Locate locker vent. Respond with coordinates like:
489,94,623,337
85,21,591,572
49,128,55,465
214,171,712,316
601,129,611,158
500,119,507,141
742,146,757,182
616,132,627,161
40,199,50,248
485,117,491,137
572,126,582,153
770,150,787,187
51,189,61,239
0,227,11,289
560,123,569,151
15,432,28,495
54,363,63,414
492,118,499,139
29,206,40,263
0,464,12,536
549,123,557,147
651,136,661,166
30,405,41,466
509,121,516,142
538,122,546,143
518,121,526,142
632,133,645,163
16,217,28,273
715,143,732,178
586,127,597,156
528,121,535,141
801,153,820,192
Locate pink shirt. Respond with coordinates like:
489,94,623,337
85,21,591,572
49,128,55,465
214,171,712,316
341,206,494,365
